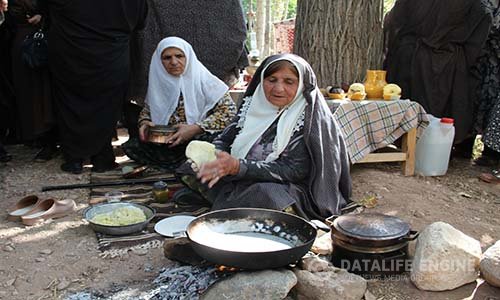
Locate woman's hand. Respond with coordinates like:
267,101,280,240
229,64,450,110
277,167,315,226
197,151,240,188
139,121,154,142
166,124,203,147
27,14,42,25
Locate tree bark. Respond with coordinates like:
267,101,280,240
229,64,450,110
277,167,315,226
294,0,384,87
282,0,290,20
255,0,266,55
263,0,272,56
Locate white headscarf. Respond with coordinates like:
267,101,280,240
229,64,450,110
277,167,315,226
231,58,307,162
146,37,229,125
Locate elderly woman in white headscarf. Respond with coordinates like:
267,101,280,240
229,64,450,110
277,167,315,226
123,37,236,170
177,53,351,220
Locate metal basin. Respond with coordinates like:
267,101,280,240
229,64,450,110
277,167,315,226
83,202,155,236
147,125,177,144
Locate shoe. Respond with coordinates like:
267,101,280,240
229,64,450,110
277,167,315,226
34,145,59,162
91,161,119,173
21,198,76,226
7,195,40,221
0,153,12,162
61,161,83,174
172,187,210,206
478,169,500,184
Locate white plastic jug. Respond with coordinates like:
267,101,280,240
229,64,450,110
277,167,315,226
415,115,455,176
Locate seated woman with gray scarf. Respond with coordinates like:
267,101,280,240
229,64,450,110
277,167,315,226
177,54,351,220
123,37,236,170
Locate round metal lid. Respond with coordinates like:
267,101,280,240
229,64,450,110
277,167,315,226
333,213,410,240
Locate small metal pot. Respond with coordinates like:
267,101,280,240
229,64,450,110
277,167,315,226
146,125,177,144
83,202,155,236
327,213,418,250
327,213,418,276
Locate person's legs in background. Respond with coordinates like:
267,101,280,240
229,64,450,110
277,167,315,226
91,138,119,173
123,101,142,140
34,128,59,162
0,141,11,162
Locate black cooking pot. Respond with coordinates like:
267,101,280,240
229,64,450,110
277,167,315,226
186,208,317,270
326,213,418,276
327,213,418,252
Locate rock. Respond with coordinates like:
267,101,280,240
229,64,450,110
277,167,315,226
300,256,331,272
459,192,472,198
201,269,296,300
311,233,333,255
480,240,500,287
2,245,14,252
131,248,148,256
39,249,53,255
35,257,46,263
413,210,425,218
57,278,71,290
5,277,16,286
163,237,204,265
364,290,376,300
293,266,366,300
411,222,481,291
143,263,154,273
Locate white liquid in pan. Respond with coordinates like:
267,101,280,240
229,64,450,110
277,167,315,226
199,231,294,252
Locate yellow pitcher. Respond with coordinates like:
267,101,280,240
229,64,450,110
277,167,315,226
364,70,387,99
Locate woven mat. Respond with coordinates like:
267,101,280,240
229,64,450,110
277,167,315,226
89,160,210,258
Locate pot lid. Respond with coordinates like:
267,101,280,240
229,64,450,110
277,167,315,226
333,213,410,240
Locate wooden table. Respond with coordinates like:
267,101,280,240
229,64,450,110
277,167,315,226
356,127,417,176
327,99,429,176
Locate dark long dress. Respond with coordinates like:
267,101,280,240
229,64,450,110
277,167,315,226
477,0,500,155
8,0,53,142
0,14,15,134
45,0,148,161
383,0,491,142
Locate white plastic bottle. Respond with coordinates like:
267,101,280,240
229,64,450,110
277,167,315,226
415,115,455,176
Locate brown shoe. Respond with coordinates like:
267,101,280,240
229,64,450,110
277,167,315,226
7,195,40,221
21,198,76,226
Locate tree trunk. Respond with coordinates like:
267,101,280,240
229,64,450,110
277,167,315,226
255,0,266,56
294,0,384,88
282,0,290,20
263,0,272,56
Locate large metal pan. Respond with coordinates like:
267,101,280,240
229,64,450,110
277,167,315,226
186,208,317,269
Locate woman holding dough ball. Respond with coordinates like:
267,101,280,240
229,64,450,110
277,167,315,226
178,54,352,220
122,37,236,170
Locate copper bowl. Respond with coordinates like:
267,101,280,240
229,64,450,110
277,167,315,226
146,125,176,144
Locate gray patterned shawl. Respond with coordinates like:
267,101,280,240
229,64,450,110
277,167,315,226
244,54,352,218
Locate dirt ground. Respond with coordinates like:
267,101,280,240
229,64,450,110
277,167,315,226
0,143,499,300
